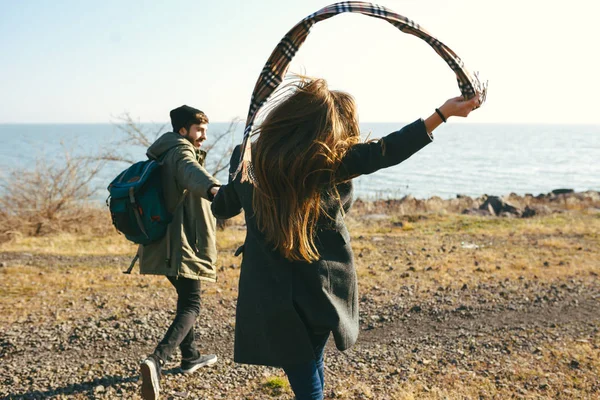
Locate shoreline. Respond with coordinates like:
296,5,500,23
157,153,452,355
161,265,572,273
1,188,598,242
352,189,600,217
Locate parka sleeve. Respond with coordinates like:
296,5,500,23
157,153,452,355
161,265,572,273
211,145,243,219
335,118,433,182
172,146,221,200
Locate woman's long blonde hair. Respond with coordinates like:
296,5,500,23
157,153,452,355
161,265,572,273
252,77,361,263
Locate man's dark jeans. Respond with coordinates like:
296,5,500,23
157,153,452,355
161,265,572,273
153,276,201,363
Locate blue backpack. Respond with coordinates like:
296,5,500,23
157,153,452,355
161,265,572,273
106,154,186,249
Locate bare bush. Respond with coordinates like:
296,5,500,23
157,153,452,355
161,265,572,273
0,150,106,240
94,113,240,176
0,115,240,241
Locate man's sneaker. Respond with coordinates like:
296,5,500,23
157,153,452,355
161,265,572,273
140,355,162,400
180,354,218,374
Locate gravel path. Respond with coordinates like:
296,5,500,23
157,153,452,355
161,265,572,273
1,252,599,399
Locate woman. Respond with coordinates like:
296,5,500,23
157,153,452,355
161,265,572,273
212,77,479,399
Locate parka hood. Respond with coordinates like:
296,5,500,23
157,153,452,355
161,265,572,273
147,132,206,160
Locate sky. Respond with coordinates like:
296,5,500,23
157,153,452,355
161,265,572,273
1,0,599,124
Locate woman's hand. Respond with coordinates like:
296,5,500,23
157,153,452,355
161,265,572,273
438,95,481,119
424,94,481,135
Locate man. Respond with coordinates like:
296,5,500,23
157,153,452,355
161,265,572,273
139,105,221,400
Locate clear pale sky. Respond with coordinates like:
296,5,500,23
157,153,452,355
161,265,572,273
1,0,599,124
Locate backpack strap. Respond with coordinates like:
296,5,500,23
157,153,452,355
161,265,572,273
129,187,149,239
165,188,188,267
123,252,139,274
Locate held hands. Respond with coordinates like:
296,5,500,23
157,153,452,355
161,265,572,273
438,95,481,119
210,186,220,197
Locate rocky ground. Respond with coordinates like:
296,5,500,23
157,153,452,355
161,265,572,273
1,192,599,399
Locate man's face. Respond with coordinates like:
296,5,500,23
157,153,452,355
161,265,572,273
180,123,208,148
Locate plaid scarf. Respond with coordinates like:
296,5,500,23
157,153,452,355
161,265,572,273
234,1,487,182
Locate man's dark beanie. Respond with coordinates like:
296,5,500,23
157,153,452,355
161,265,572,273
170,105,207,133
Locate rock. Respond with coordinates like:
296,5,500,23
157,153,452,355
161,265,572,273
552,189,574,195
522,205,552,218
462,208,491,216
409,305,422,313
399,195,418,213
425,196,446,212
580,190,600,202
479,196,521,216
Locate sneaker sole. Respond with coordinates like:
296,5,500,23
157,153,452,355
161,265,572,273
140,360,160,400
181,355,218,374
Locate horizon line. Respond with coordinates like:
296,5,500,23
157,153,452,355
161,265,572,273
1,121,600,126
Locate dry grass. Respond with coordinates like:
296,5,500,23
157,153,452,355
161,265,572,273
0,213,247,256
0,263,159,324
346,211,599,295
0,232,135,255
353,337,600,400
2,211,598,318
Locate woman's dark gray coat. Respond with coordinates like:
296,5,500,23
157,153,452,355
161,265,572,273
211,119,432,367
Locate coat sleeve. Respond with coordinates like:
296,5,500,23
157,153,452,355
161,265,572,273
211,145,243,219
335,118,432,182
171,146,221,200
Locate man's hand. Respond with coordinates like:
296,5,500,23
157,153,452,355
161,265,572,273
210,186,220,197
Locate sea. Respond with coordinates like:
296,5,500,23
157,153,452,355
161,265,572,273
0,122,598,202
